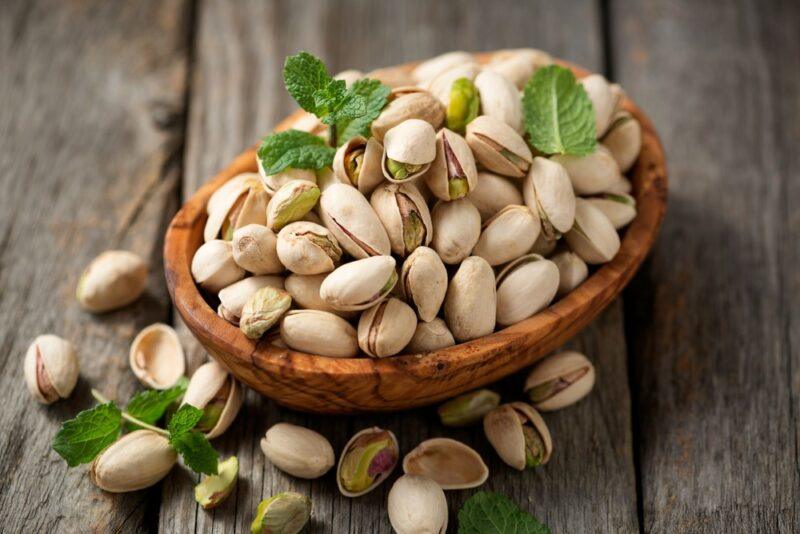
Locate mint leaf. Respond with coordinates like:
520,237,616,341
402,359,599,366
334,78,390,145
458,492,550,534
257,129,335,175
52,402,122,467
125,379,188,427
168,404,204,436
170,431,219,476
523,65,596,156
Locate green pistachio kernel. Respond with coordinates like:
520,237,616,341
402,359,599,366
523,425,546,468
386,158,424,180
446,77,480,134
438,389,501,427
448,177,470,200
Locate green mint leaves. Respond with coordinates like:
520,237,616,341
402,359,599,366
168,405,219,476
125,378,187,427
334,78,390,145
257,130,336,176
523,65,596,156
458,492,550,534
52,402,122,467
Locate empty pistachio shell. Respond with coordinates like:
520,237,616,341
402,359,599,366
602,111,642,172
382,119,437,182
445,77,480,134
525,351,595,411
424,128,478,201
552,145,620,195
337,427,399,497
466,115,533,178
259,166,317,195
495,254,559,326
412,51,475,83
334,68,363,87
430,198,481,265
205,173,269,241
437,389,501,427
266,180,321,231
251,492,312,534
371,182,433,256
371,89,444,142
358,298,417,357
483,402,552,470
586,193,637,229
191,240,246,293
182,361,243,439
218,275,285,325
402,438,489,490
195,456,238,509
444,256,496,342
260,423,335,479
240,286,292,340
129,323,185,389
474,69,523,132
530,232,558,257
24,335,79,404
467,171,523,220
76,250,147,313
231,224,283,275
319,183,391,258
90,430,177,493
320,255,397,311
333,136,385,195
388,474,448,534
284,273,354,318
472,205,541,266
279,310,359,357
405,318,455,353
486,48,553,89
276,221,342,275
550,249,589,296
400,246,448,322
427,63,482,107
565,198,621,264
523,157,576,240
581,73,616,137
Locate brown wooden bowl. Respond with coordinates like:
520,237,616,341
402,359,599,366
164,52,667,414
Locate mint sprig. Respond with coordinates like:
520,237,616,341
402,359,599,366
52,402,122,467
125,378,187,427
257,130,336,176
334,78,390,145
458,492,550,534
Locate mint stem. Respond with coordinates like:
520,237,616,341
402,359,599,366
91,389,170,437
328,123,337,147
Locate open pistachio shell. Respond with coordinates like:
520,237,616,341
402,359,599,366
279,310,359,357
382,119,437,182
400,246,447,322
602,111,642,172
430,198,481,265
483,402,552,470
320,255,397,311
276,221,342,275
266,180,321,231
467,171,523,221
472,205,541,266
444,256,496,342
524,351,595,411
427,63,482,107
523,157,576,239
333,136,385,195
495,254,559,326
586,192,637,229
405,318,456,353
76,250,148,313
550,249,589,296
358,297,418,357
260,423,335,479
337,427,399,497
581,73,616,138
285,273,355,318
412,51,475,83
218,275,285,325
388,474,448,534
371,182,433,256
207,173,257,215
231,224,283,275
474,69,523,132
552,145,620,196
191,240,246,293
194,456,238,509
565,198,621,264
258,165,317,195
129,323,185,390
182,361,243,439
319,183,391,258
465,115,532,178
204,173,268,241
90,430,177,493
371,90,444,142
486,48,553,89
424,128,478,201
402,438,489,490
24,335,79,404
437,389,501,427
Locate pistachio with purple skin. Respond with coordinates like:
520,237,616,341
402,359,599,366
337,427,399,497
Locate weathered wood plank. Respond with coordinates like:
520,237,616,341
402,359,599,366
612,0,800,531
0,0,190,532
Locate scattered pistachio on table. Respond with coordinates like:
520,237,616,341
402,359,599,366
129,323,185,390
260,423,335,479
437,388,500,427
524,351,596,411
24,334,79,404
76,250,147,313
195,457,239,510
388,474,449,534
182,360,244,439
484,402,553,470
337,427,399,497
402,437,489,490
250,492,312,534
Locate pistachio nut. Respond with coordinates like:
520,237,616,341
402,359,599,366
437,389,501,427
405,318,455,353
580,73,616,137
495,254,559,326
276,221,342,275
602,111,642,172
427,63,482,107
424,128,478,201
333,136,385,195
402,438,489,490
371,182,433,256
90,430,177,492
444,256,496,342
259,165,317,195
218,275,285,325
605,175,633,194
474,69,523,132
129,323,185,390
24,334,79,404
365,66,415,88
430,198,481,265
523,157,576,240
371,89,444,142
466,115,533,178
284,273,355,318
279,310,359,357
231,224,284,275
445,77,480,133
319,183,391,258
319,255,397,311
337,427,399,497
266,179,321,231
467,171,523,220
412,50,475,83
586,192,637,229
260,423,335,479
524,351,595,411
400,246,447,322
250,492,312,534
240,286,292,340
486,48,553,89
195,456,238,509
388,474,448,534
552,145,620,195
550,249,589,296
382,119,437,182
483,402,552,470
205,173,269,241
76,250,147,313
191,240,246,293
565,198,621,264
334,68,363,87
530,232,558,257
182,360,243,439
357,297,417,357
472,205,541,266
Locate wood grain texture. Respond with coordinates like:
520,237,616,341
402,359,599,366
612,0,800,531
0,0,190,532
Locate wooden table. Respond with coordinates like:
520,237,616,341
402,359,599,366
1,0,797,532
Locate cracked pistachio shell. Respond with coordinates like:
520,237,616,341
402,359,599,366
182,361,243,439
90,430,177,493
525,351,595,411
366,66,415,88
550,249,589,296
382,119,437,182
400,246,447,322
320,255,397,311
472,205,540,266
523,157,576,240
437,389,501,427
251,492,312,534
319,183,391,258
334,69,363,87
602,111,642,172
205,173,268,241
467,171,523,221
76,250,147,313
24,335,79,404
231,224,283,275
430,198,481,265
474,69,523,132
195,456,238,509
444,256,496,342
358,298,417,357
129,323,185,390
218,275,285,325
280,310,359,357
581,73,616,138
371,183,433,256
388,474,448,534
486,48,553,89
427,63,482,107
402,438,489,490
371,89,444,142
192,240,246,293
530,232,558,257
412,51,475,83
337,427,399,497
586,193,637,229
552,145,620,195
333,136,385,195
565,198,621,264
424,128,478,201
495,254,559,326
266,180,321,231
260,423,335,479
466,115,532,178
405,318,455,353
483,402,552,470
276,221,342,275
240,286,292,340
258,164,317,195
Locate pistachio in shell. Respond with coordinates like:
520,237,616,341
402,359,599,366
258,165,317,195
266,179,321,231
445,77,480,134
371,89,444,142
523,157,576,240
444,256,496,342
388,474,448,534
495,254,559,327
231,224,284,275
400,246,448,322
402,438,489,490
472,205,541,266
483,402,552,470
319,255,397,311
333,136,385,195
90,430,177,492
239,286,292,340
552,144,620,196
424,128,478,201
276,221,342,275
182,361,243,439
337,427,399,497
195,456,238,509
204,173,268,241
405,318,455,353
437,389,501,427
550,249,589,296
279,309,359,357
524,351,595,411
24,334,79,404
565,198,621,264
586,192,637,229
218,275,285,325
382,119,437,182
129,323,185,390
319,183,391,259
430,198,482,265
250,492,312,534
260,423,335,479
474,69,523,132
412,51,475,83
191,240,246,293
581,73,616,138
371,182,433,256
465,115,533,178
76,250,147,313
467,171,523,221
357,297,418,357
602,111,642,172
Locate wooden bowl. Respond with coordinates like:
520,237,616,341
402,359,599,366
164,53,667,414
